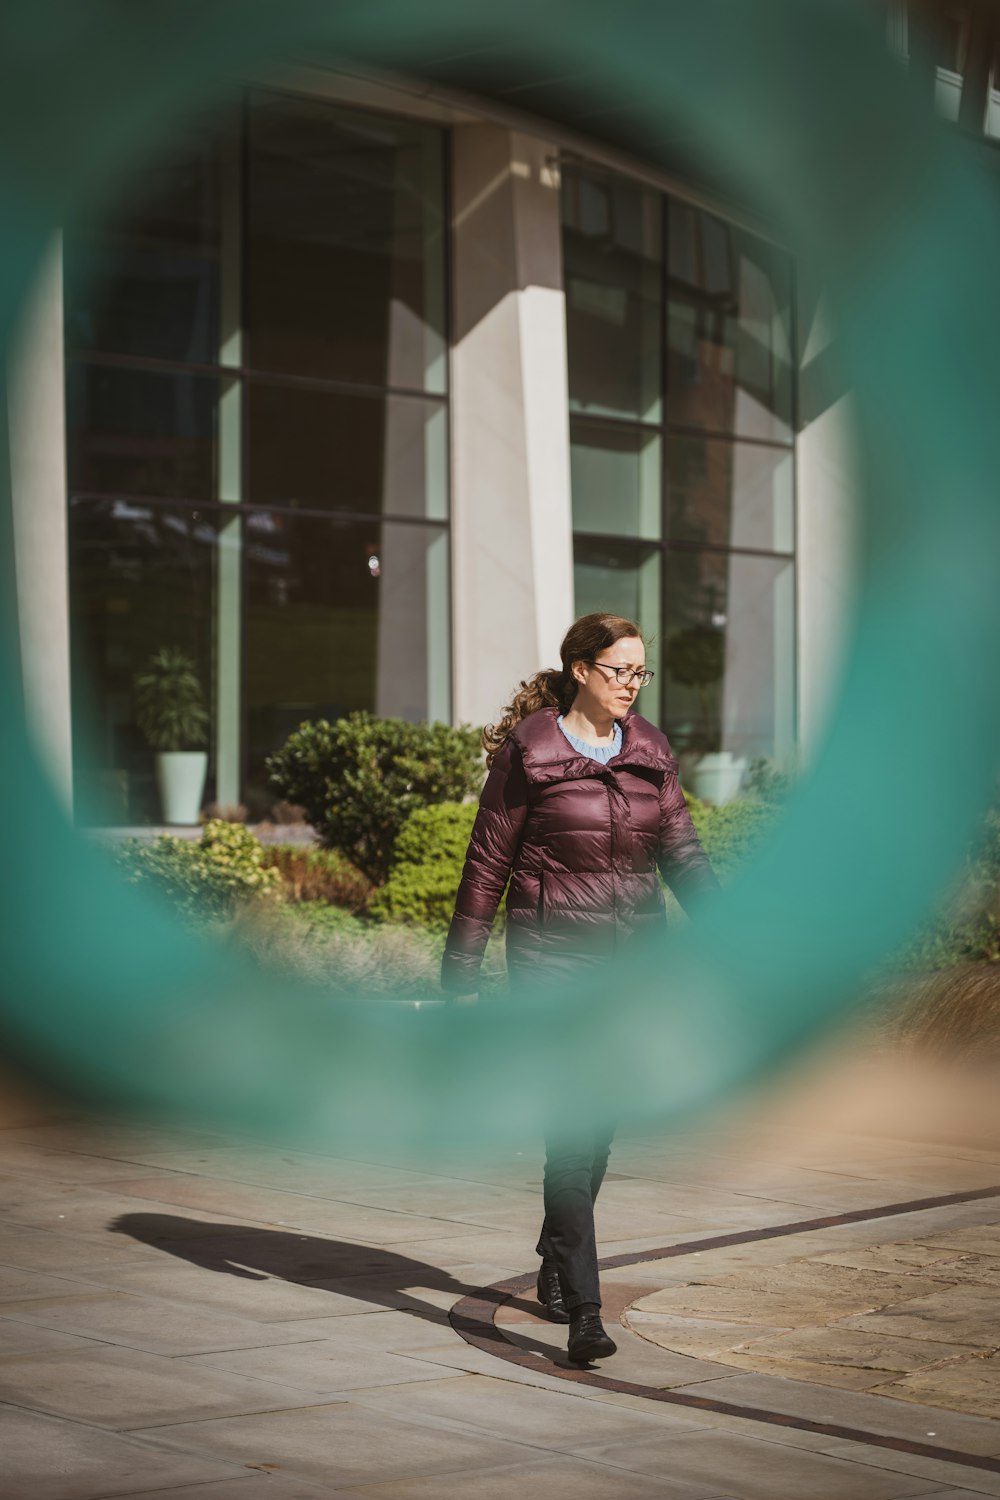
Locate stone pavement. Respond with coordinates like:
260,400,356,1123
3,1074,1000,1499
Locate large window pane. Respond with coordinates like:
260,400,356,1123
665,549,795,770
246,381,447,519
67,364,218,501
570,418,660,540
562,166,661,422
667,203,794,442
69,500,218,824
65,138,222,364
244,512,450,807
573,538,662,726
246,93,446,392
666,435,793,553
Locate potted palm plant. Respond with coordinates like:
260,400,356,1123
668,624,746,804
133,647,210,825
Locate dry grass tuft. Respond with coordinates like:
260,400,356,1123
868,961,1000,1060
226,902,443,998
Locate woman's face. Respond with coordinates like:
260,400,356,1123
571,634,647,719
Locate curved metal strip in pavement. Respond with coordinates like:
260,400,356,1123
449,1182,1000,1476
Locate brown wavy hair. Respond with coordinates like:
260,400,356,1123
483,612,644,767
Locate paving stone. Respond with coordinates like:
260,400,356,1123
818,1440,1000,1498
95,1174,469,1245
111,1144,433,1194
327,1180,545,1221
335,1452,719,1498
583,1426,951,1498
735,1325,971,1372
0,1290,334,1355
133,1402,546,1488
71,1258,402,1322
104,1482,335,1500
0,1140,187,1183
626,1309,792,1358
916,1255,1000,1288
0,1400,239,1499
0,1319,104,1357
872,1354,1000,1420
628,1280,864,1327
920,1228,1000,1257
701,1259,950,1305
459,1202,701,1238
186,1340,462,1393
843,1288,1000,1349
670,1371,1000,1456
0,1344,345,1428
341,1371,682,1450
0,1220,161,1273
0,1263,103,1300
817,1244,982,1275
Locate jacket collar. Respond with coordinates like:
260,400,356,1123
509,706,678,785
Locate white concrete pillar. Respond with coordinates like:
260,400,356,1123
795,291,862,767
450,126,575,729
7,239,73,812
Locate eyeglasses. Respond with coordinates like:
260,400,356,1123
586,660,654,689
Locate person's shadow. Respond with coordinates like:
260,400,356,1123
109,1214,554,1352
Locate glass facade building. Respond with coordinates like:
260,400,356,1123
562,164,797,773
65,92,449,822
59,81,802,823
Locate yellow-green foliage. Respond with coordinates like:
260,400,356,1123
686,795,780,878
116,819,281,921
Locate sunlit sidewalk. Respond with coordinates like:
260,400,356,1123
3,1053,1000,1500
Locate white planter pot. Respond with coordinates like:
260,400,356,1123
156,751,207,825
691,750,748,805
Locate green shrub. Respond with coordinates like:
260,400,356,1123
262,844,372,910
116,818,281,921
369,802,478,931
686,796,780,879
892,914,1000,972
266,713,484,884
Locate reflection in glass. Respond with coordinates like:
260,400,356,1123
665,549,795,766
570,419,661,540
243,512,449,807
667,202,794,442
246,93,446,392
573,538,662,727
246,381,447,519
562,167,661,422
68,500,218,824
67,364,218,502
667,435,793,553
65,138,223,364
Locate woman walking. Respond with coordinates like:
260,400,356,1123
441,612,719,1364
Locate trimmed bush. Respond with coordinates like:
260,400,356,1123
369,802,478,931
266,713,483,884
262,845,372,910
115,818,281,921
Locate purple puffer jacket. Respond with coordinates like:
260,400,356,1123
441,707,719,992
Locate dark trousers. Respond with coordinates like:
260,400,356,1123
535,1120,616,1312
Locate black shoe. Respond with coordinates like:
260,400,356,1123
567,1312,617,1363
536,1260,570,1323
